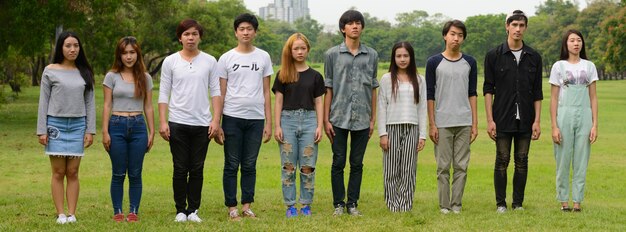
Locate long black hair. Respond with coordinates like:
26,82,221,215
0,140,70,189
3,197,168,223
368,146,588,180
53,31,94,91
559,29,587,60
389,41,420,104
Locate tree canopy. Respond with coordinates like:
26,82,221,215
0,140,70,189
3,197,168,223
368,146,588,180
0,0,624,96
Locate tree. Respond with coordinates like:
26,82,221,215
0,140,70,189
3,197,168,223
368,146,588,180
602,6,626,73
294,16,323,45
395,10,429,27
464,14,508,65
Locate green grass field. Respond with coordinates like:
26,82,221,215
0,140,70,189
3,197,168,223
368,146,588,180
1,66,625,231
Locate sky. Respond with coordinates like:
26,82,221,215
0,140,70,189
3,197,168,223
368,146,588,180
243,0,588,27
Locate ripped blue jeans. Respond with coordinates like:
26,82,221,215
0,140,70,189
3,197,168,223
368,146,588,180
279,110,319,206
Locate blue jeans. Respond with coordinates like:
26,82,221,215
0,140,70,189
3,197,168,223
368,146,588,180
108,115,148,214
279,110,318,206
222,115,264,207
331,126,370,208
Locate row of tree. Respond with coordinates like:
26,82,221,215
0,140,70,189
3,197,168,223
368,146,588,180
0,0,624,98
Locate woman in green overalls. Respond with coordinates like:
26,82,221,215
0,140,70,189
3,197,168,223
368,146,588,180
549,29,598,212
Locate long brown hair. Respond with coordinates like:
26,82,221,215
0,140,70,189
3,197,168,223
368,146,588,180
110,36,148,99
389,41,420,104
278,33,311,83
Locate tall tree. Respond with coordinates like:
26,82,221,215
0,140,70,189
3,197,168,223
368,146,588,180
463,14,508,65
602,6,626,73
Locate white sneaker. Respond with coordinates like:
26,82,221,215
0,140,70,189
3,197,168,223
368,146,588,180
66,215,77,223
440,208,450,214
56,214,67,224
452,206,462,214
174,212,187,222
513,206,525,211
187,210,202,223
496,206,507,213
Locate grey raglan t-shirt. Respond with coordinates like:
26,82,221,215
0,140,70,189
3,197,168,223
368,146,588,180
425,53,478,128
103,72,153,112
37,67,96,135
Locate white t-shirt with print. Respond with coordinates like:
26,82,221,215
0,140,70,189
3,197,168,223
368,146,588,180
549,59,598,101
216,47,273,120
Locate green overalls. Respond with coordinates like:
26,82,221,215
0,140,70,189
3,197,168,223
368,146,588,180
554,82,592,203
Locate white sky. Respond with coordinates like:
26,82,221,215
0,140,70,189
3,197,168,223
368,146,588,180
244,0,588,27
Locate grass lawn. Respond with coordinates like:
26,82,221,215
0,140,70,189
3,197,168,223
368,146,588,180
0,64,625,231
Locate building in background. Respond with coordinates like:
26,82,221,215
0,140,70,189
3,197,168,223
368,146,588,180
259,0,309,23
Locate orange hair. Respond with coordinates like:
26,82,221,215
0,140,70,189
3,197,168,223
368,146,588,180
278,33,311,83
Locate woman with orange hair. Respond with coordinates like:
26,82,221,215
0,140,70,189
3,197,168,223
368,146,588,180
272,33,325,218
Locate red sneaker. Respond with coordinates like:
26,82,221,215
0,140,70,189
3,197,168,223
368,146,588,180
113,213,124,222
127,213,139,222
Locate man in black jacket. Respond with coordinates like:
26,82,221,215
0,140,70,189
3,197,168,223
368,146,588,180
483,10,543,213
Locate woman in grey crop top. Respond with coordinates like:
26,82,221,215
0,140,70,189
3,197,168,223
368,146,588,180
102,36,155,222
36,31,95,224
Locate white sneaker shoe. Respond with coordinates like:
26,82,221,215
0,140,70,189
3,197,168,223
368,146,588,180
66,215,77,223
440,208,450,214
187,210,202,223
56,214,67,224
496,206,507,213
174,212,187,222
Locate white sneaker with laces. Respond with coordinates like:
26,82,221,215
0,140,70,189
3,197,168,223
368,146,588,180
440,208,450,214
187,210,202,222
174,212,187,222
496,206,507,213
66,215,77,223
56,214,67,224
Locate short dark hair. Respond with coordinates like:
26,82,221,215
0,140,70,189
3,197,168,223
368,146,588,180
442,20,467,39
506,10,528,25
338,10,365,37
234,13,259,31
176,19,204,40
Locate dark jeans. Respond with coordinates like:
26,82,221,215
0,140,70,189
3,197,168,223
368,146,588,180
494,131,531,208
169,122,210,214
222,115,264,207
331,126,370,208
108,115,148,214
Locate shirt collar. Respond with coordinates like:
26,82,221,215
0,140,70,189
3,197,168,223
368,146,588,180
339,41,368,55
501,40,535,56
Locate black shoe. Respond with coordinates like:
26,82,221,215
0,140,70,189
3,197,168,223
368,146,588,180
572,208,582,213
560,206,572,212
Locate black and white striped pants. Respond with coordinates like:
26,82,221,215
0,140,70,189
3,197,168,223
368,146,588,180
383,124,420,212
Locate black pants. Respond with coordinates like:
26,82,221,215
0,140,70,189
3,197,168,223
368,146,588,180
169,122,209,214
494,131,531,208
331,126,370,208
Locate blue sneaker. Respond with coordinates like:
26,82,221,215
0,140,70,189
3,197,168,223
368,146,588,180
286,206,298,218
300,205,312,216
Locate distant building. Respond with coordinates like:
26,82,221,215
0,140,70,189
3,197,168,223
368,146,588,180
259,0,309,23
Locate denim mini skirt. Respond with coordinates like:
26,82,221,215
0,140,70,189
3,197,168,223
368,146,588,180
45,116,86,157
